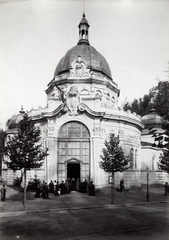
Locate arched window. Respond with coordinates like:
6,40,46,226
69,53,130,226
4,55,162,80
111,96,115,102
106,93,110,100
130,148,134,169
80,89,89,96
82,29,85,39
95,90,102,99
135,149,137,169
58,121,90,183
59,121,90,138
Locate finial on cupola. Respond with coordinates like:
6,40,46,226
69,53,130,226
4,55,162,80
83,2,85,18
77,8,90,45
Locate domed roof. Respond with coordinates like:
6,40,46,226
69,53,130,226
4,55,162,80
141,108,164,129
54,14,112,80
7,108,25,129
54,44,112,79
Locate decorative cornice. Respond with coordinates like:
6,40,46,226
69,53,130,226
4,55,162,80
103,112,144,130
46,73,119,95
78,103,105,117
29,103,143,131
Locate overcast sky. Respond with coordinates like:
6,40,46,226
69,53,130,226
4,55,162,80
0,0,169,129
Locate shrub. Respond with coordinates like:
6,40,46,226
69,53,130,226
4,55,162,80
14,177,22,186
27,178,41,191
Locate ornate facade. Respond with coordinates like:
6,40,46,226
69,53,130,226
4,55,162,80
2,14,168,189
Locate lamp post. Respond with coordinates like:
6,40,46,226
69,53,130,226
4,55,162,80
146,167,149,202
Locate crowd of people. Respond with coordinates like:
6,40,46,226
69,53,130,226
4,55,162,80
35,178,95,199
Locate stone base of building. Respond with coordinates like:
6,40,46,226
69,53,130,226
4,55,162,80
2,169,169,190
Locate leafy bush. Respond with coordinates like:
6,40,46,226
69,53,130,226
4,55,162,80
14,177,22,186
27,178,41,191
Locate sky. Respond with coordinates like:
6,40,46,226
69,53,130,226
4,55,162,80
0,0,169,129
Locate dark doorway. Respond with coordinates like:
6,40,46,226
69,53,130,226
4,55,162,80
67,163,80,180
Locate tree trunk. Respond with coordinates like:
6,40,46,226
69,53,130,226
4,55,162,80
23,168,27,211
111,171,114,205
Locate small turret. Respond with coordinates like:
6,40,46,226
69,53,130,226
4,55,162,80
78,13,90,45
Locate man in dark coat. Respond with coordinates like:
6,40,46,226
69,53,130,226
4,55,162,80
49,180,54,193
1,185,6,201
120,179,124,192
89,181,95,196
83,179,88,193
60,181,65,195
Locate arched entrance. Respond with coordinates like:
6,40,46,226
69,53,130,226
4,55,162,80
58,121,90,183
67,162,80,180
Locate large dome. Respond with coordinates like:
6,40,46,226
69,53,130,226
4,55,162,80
7,107,25,129
54,14,112,80
54,44,112,80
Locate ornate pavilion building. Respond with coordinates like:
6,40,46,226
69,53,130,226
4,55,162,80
2,14,168,189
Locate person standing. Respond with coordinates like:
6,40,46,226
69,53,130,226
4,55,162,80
76,179,80,191
49,180,54,193
65,180,70,194
55,181,60,196
89,181,95,196
164,182,168,196
1,185,6,201
83,179,88,193
60,181,65,195
45,182,49,199
53,180,57,194
120,179,124,192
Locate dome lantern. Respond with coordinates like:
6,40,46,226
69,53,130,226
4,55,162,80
78,13,90,45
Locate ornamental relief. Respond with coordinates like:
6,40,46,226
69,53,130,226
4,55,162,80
48,127,54,135
118,130,140,143
93,127,106,136
69,56,90,78
48,87,59,99
66,86,80,116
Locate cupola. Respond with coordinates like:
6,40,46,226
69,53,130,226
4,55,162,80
78,13,90,45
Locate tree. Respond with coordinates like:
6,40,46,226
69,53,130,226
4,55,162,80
149,81,169,121
3,114,48,210
123,81,169,120
158,148,169,174
123,95,152,117
151,123,169,173
100,133,130,204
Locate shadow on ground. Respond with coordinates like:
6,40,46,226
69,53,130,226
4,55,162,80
7,186,35,201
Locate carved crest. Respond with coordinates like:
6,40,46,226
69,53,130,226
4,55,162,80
69,56,90,78
66,86,80,116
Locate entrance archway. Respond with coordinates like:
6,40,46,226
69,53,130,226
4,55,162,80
67,162,80,180
58,121,90,183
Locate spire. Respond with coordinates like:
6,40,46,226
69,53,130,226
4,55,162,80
77,13,90,45
83,2,85,18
